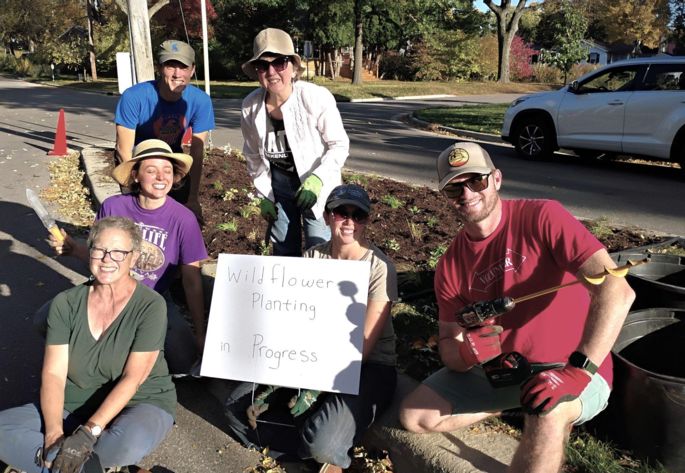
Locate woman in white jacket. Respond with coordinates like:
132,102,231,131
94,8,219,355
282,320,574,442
241,28,350,256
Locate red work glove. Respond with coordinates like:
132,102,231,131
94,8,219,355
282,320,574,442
520,365,591,415
458,323,503,367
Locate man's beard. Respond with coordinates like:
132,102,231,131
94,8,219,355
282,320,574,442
454,192,499,224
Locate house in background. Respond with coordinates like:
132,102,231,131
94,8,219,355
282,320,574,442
581,39,609,65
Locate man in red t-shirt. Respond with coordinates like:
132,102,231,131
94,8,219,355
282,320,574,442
399,142,635,472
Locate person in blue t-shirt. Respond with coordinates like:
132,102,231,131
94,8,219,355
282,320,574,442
114,39,215,219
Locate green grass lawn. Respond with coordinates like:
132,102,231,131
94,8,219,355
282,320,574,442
31,74,554,101
415,103,510,135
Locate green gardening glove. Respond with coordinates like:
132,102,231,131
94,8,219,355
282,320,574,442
288,389,321,417
259,198,277,223
295,175,323,210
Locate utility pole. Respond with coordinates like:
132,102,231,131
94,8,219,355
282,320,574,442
126,0,155,82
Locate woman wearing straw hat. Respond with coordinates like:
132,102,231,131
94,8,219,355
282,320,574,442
241,27,350,256
44,139,209,375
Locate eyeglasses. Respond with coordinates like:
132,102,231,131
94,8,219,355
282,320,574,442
442,174,491,199
253,56,290,74
330,208,369,223
89,247,134,262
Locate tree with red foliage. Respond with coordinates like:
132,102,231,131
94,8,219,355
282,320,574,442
509,35,535,81
153,0,218,41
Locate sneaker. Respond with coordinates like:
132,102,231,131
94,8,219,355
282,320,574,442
318,463,344,473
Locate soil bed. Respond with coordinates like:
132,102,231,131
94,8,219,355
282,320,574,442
199,149,668,266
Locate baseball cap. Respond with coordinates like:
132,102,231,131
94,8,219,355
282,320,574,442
436,142,496,190
325,184,371,213
158,40,195,67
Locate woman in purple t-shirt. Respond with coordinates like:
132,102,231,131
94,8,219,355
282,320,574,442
45,139,209,375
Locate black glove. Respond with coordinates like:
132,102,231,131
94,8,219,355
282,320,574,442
51,425,97,473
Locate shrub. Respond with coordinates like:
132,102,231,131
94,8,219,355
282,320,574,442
473,34,499,81
568,63,599,82
379,54,416,81
510,36,536,81
0,55,17,73
411,31,481,81
533,63,563,84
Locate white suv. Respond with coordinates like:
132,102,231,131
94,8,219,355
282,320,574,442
501,56,685,170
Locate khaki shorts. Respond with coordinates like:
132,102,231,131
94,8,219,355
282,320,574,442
422,365,610,425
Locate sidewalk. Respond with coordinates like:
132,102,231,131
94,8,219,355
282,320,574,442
81,147,519,473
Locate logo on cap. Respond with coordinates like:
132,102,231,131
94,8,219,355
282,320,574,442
448,148,469,168
171,42,179,52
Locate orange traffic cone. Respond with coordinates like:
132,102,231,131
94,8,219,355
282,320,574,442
182,126,193,146
48,108,68,156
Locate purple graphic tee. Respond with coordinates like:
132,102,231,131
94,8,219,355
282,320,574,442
97,194,208,293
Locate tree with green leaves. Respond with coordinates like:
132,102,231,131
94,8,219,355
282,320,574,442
484,0,529,83
671,0,685,54
536,0,588,84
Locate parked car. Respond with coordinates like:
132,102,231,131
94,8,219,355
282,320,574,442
501,55,685,171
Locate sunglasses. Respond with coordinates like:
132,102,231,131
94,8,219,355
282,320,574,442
442,173,491,199
330,207,369,223
253,56,290,74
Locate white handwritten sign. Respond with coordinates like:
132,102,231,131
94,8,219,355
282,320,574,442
200,254,370,394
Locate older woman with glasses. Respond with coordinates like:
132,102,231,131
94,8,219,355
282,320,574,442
42,139,208,375
0,217,176,473
241,27,350,256
225,184,397,473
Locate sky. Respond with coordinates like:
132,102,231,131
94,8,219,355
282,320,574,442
474,0,488,12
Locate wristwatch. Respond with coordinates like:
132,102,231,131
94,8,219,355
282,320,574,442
85,421,103,437
569,351,598,375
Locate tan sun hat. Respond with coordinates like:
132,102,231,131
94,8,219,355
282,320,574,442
112,139,193,187
241,28,304,80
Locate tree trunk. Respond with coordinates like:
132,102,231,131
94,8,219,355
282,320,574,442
352,0,364,85
485,0,528,83
497,28,515,83
86,0,98,81
325,50,333,79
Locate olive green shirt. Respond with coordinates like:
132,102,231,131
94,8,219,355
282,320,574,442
305,242,398,366
46,282,177,419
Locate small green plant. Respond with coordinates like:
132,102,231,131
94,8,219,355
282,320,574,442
212,180,224,192
426,216,439,228
408,205,421,215
239,204,259,218
217,219,238,232
428,244,448,269
222,188,239,201
247,229,258,242
258,241,270,255
407,219,425,242
345,173,369,186
586,217,614,240
381,195,405,209
384,238,401,252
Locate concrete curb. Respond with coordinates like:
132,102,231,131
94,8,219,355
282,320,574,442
406,113,505,144
350,94,458,103
82,146,520,472
80,145,121,203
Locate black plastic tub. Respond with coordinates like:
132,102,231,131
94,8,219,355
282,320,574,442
611,251,685,310
611,308,685,471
